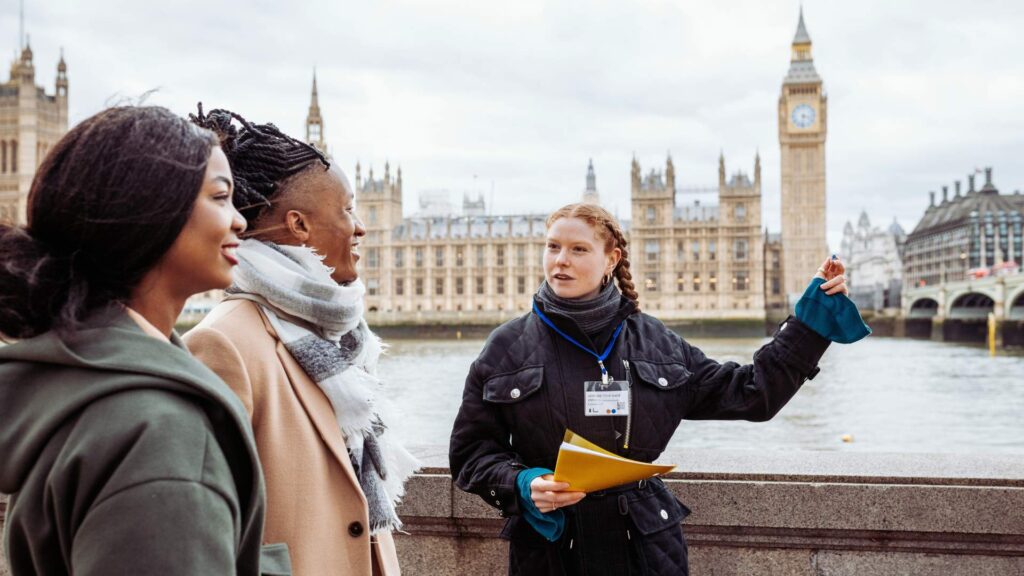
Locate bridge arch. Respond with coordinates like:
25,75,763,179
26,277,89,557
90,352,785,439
1010,288,1024,320
948,292,995,319
908,297,939,319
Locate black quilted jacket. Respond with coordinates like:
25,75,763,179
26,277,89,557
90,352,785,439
450,294,830,575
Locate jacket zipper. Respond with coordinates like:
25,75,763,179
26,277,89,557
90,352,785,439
623,359,633,450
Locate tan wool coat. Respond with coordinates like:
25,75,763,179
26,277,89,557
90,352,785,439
185,299,400,576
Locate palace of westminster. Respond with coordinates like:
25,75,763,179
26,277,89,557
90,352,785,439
3,12,829,323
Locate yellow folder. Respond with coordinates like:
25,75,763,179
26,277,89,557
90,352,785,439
552,430,676,493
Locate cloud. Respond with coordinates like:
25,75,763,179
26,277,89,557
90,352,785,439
8,0,1024,253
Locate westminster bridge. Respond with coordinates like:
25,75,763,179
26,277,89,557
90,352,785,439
901,272,1024,346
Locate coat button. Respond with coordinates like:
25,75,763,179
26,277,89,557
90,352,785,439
780,322,788,331
510,388,521,399
490,490,497,496
657,377,668,387
660,509,669,520
348,521,364,537
495,500,502,506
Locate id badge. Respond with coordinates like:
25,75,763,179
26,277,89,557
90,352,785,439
584,380,630,416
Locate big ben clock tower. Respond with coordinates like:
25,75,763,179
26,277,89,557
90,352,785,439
779,8,828,306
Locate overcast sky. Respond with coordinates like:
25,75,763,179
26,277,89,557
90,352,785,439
6,0,1024,249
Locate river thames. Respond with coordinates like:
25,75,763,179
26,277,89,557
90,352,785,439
377,335,1024,454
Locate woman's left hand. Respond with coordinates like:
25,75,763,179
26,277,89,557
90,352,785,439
815,256,849,296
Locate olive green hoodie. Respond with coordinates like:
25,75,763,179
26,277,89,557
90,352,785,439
0,307,290,575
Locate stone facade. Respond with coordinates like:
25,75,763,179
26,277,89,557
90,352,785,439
840,211,906,311
356,165,548,318
779,9,828,306
0,44,68,225
628,154,766,320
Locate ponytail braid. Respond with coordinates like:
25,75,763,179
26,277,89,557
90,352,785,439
606,224,639,309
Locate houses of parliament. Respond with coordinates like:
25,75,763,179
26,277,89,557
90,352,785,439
347,10,826,323
7,11,828,324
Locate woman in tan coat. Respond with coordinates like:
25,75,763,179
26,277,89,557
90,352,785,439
184,106,417,576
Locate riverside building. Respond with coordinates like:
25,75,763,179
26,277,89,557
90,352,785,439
0,42,68,224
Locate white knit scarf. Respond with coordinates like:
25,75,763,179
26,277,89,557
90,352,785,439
228,239,419,534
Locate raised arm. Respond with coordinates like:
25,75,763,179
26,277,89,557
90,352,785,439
682,316,830,422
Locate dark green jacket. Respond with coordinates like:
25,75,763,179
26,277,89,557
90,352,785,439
0,307,290,575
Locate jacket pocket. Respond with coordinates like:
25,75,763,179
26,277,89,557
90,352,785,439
631,359,691,392
629,485,689,536
259,542,292,576
483,365,545,404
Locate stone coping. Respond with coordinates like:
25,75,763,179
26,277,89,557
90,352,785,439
407,445,1024,487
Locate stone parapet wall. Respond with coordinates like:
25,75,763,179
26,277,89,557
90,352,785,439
3,450,1023,575
393,447,1024,575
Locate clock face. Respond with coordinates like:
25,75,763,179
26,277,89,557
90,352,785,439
791,104,816,129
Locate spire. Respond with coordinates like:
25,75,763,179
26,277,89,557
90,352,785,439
305,68,324,150
793,6,811,45
718,151,726,187
310,68,319,108
784,8,820,84
583,158,600,204
754,150,761,186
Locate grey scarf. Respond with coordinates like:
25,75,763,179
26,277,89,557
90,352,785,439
227,240,418,534
536,279,623,339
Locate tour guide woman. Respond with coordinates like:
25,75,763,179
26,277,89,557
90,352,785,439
449,202,868,575
0,107,285,574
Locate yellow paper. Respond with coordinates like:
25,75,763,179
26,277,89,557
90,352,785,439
552,430,676,493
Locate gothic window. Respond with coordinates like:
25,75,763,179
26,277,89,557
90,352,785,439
11,140,16,173
708,240,717,261
733,239,748,261
1,141,6,173
734,271,750,291
415,278,424,296
645,240,660,262
393,248,405,268
644,274,657,292
367,278,379,296
455,247,466,267
676,241,685,263
516,245,526,267
435,247,445,267
497,276,505,295
497,246,506,266
691,241,701,261
366,248,379,268
456,277,465,295
709,272,717,292
395,278,404,296
415,247,424,268
646,206,656,224
475,245,485,268
693,273,701,292
475,277,485,295
517,276,526,294
368,206,378,225
435,277,444,295
676,273,685,292
771,276,781,295
734,204,746,222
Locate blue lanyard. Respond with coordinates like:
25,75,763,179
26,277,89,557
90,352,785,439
533,302,625,384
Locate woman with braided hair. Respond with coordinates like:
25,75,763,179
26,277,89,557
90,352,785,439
184,105,417,576
450,202,866,574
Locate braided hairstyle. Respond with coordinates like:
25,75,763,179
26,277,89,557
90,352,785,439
189,103,330,225
545,203,639,310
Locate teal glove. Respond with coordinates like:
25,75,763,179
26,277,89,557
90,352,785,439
515,468,565,542
795,277,872,344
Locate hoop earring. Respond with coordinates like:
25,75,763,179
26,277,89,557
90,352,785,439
604,271,613,286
